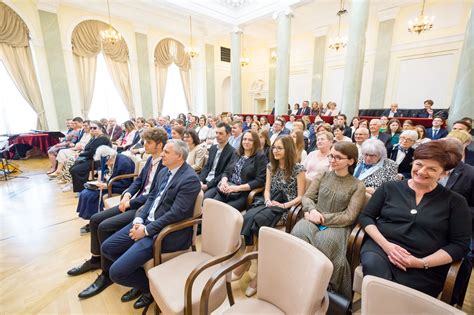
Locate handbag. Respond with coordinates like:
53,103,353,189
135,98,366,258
217,182,241,201
327,290,351,315
84,182,99,191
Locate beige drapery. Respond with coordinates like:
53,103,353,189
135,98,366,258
0,3,48,129
72,20,135,118
154,38,192,113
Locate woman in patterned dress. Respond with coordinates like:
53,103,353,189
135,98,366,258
291,141,366,298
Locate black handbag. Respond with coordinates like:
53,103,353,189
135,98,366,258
217,182,242,201
327,290,351,315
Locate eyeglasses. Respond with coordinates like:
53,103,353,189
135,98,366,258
271,146,284,151
363,153,378,158
90,126,98,130
327,154,348,162
399,137,415,142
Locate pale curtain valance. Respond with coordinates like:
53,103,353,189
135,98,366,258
0,2,30,47
154,38,192,113
72,20,129,62
72,20,134,118
0,3,47,129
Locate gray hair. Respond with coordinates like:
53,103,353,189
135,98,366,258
94,145,117,161
355,127,369,135
167,139,189,161
361,139,387,159
401,129,418,141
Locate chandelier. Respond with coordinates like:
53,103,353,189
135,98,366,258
408,0,434,34
221,0,249,9
185,16,199,58
100,0,121,45
329,0,348,51
240,33,250,67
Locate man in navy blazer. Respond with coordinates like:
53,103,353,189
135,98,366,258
67,128,168,301
296,100,311,115
101,139,201,309
381,103,401,118
426,117,448,140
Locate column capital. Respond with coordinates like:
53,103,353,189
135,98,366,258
377,7,399,22
231,26,243,34
313,25,329,37
37,0,59,13
272,7,294,20
133,23,149,35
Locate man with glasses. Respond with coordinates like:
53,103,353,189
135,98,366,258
389,129,418,179
269,118,289,145
354,127,370,159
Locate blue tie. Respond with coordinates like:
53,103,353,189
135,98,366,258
157,171,172,196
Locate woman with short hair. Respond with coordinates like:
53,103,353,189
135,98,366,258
183,128,206,173
359,140,470,297
389,129,418,180
333,124,352,143
354,139,398,194
196,116,210,143
303,131,332,180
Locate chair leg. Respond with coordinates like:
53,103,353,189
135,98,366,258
226,281,235,306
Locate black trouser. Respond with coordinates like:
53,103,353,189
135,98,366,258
89,206,137,273
70,159,94,193
205,187,249,211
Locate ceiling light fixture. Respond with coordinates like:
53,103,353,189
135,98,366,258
222,0,249,9
185,16,199,58
240,33,249,67
328,0,348,51
408,0,435,34
100,0,121,45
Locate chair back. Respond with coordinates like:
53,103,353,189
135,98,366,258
257,227,333,314
201,199,243,257
136,159,147,174
361,276,465,315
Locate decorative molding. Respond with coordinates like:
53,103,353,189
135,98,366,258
133,23,149,35
272,7,295,20
377,7,399,22
313,26,329,37
232,26,243,34
391,34,464,53
37,0,60,13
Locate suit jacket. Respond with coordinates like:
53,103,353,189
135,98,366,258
109,154,136,194
426,128,448,140
107,125,123,142
445,161,474,223
372,133,392,152
124,156,165,209
381,109,401,117
77,135,111,160
200,142,235,189
343,126,352,138
297,107,311,115
269,128,290,139
223,151,267,190
136,163,201,251
389,145,415,179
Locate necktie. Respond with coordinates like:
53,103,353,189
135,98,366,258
433,129,438,138
157,171,172,196
399,147,409,154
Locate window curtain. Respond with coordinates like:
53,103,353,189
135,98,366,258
154,38,192,113
71,20,135,118
0,3,48,129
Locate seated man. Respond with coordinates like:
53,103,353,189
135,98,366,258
66,128,168,300
200,122,235,199
101,139,201,310
426,117,448,140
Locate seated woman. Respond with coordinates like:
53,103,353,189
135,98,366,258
291,130,307,163
196,116,210,143
389,129,418,180
386,118,402,147
76,145,135,234
354,139,398,194
359,140,471,297
116,120,139,153
205,130,267,211
184,128,207,173
413,124,431,149
47,117,82,174
259,116,271,131
171,125,184,140
291,141,366,298
333,124,352,143
303,131,332,181
238,135,306,297
259,129,271,159
70,121,112,193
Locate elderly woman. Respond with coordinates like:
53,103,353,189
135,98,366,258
359,140,471,297
76,146,135,234
389,129,418,180
183,128,207,173
354,139,398,194
292,142,366,298
205,130,267,211
303,131,332,180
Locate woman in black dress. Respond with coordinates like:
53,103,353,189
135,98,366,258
359,140,471,297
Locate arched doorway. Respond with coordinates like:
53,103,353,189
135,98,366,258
221,76,231,113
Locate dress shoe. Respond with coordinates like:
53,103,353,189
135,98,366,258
78,274,112,299
121,288,141,302
80,224,90,235
67,259,100,276
133,293,154,309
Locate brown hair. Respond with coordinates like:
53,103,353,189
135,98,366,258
414,140,461,171
171,125,184,139
333,141,358,175
453,120,472,132
142,127,168,147
316,123,332,133
238,130,261,156
292,130,305,163
259,129,271,148
386,118,402,135
270,135,297,181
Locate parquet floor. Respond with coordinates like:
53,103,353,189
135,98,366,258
0,158,472,314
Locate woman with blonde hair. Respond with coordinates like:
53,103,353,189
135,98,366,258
291,130,307,162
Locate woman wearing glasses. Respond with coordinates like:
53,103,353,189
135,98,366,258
291,141,366,299
354,139,398,194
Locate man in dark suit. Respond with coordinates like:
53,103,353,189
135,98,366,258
200,122,234,198
369,119,392,152
269,118,290,144
296,100,311,115
382,103,401,118
389,130,417,179
107,118,123,142
426,117,448,140
67,128,168,300
101,139,201,309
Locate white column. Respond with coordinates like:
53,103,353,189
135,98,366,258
340,0,370,120
274,8,293,116
231,27,242,114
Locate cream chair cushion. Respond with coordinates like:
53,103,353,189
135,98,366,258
103,195,121,209
361,275,465,315
353,265,363,293
222,299,284,314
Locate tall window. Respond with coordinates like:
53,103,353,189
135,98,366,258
0,60,37,134
88,52,130,123
162,63,188,118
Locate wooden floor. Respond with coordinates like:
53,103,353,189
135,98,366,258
0,158,473,314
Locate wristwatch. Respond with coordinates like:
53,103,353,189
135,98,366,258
421,258,430,269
